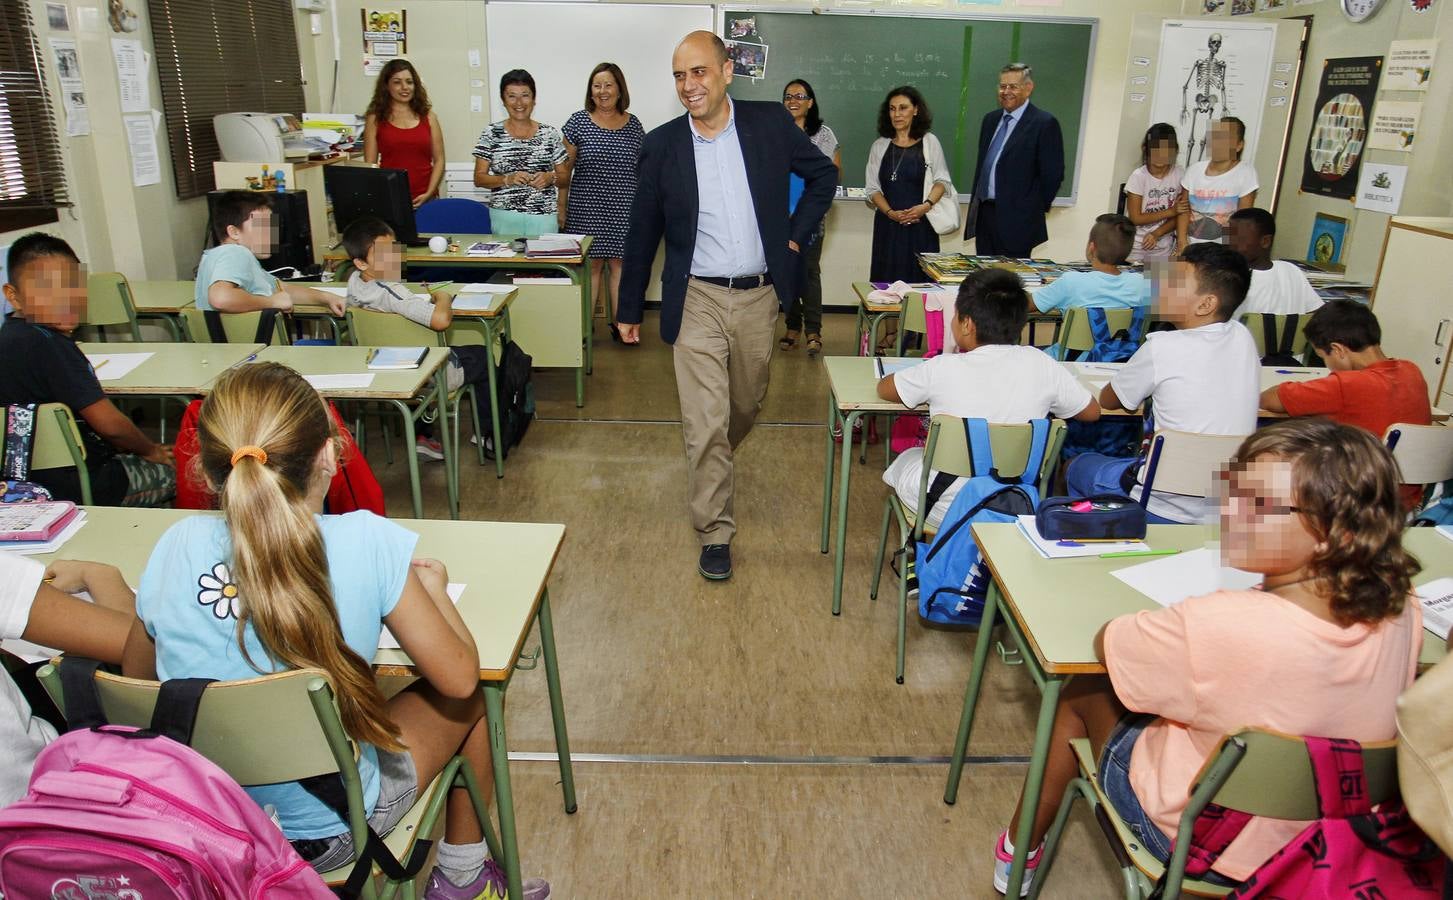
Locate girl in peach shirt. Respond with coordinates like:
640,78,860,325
993,418,1423,895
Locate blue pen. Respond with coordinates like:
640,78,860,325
1275,369,1301,374
1056,539,1084,547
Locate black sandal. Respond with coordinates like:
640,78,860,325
608,323,622,344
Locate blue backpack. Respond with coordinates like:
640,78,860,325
914,418,1050,627
1064,307,1149,458
1413,479,1453,526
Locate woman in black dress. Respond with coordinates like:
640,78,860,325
865,86,951,291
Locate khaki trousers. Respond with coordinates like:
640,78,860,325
673,278,778,545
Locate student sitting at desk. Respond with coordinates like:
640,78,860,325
1260,300,1431,511
1226,207,1322,319
195,191,346,318
123,363,551,899
342,216,493,462
0,234,175,506
1066,243,1259,524
0,555,136,808
876,268,1100,529
1029,213,1148,359
992,419,1423,895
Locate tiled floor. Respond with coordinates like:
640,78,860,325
360,311,1125,898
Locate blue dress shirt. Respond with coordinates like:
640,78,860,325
689,100,767,279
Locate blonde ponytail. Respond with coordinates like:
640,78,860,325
197,363,403,752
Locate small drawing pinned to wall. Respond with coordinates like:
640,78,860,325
729,17,758,39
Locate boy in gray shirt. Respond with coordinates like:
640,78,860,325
342,216,491,460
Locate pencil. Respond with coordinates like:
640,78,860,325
1100,548,1181,559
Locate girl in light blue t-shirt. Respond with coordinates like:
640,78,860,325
125,362,548,898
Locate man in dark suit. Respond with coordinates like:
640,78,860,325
620,31,836,581
967,63,1065,258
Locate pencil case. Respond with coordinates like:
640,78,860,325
1035,495,1147,541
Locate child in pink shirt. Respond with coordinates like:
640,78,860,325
993,417,1424,895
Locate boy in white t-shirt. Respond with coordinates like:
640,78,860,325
877,269,1101,529
1226,207,1323,319
0,555,135,807
1065,243,1260,524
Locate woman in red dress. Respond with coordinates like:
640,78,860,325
363,60,445,208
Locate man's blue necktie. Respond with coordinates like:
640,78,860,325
977,112,1012,200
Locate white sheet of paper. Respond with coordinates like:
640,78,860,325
313,286,349,297
86,351,153,381
1014,516,1149,559
451,294,501,312
1111,547,1261,607
111,38,149,113
378,583,465,650
123,114,161,186
1417,578,1453,641
303,373,375,390
455,283,516,294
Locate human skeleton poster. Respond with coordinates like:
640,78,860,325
1149,20,1276,168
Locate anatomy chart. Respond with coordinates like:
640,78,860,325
1148,20,1276,168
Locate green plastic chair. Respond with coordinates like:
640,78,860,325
83,272,142,341
1029,728,1400,899
36,664,502,899
181,307,289,345
1052,306,1145,362
346,308,486,478
1240,312,1313,363
869,415,1066,684
30,403,91,505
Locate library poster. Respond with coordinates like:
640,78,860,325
1300,56,1382,200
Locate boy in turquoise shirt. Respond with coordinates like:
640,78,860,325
195,191,345,316
1030,214,1149,359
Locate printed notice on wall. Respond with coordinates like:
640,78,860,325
1368,100,1421,151
49,38,89,137
1385,39,1437,91
1353,163,1407,215
123,114,160,186
111,38,149,114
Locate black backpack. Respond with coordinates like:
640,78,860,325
1258,313,1306,368
475,339,534,461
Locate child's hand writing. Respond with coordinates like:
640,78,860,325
43,560,100,593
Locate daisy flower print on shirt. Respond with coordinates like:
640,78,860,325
197,562,241,620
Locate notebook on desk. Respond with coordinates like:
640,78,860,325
366,347,428,370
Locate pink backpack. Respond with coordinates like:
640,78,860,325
0,660,333,899
1154,736,1446,899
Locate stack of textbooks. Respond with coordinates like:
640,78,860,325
365,347,428,370
466,241,514,257
524,236,581,258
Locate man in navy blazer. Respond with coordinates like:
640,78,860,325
620,31,836,580
967,63,1064,258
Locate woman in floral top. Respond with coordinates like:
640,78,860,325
473,69,571,236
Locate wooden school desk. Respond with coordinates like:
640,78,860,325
254,346,456,520
946,523,1452,897
80,342,263,395
324,234,593,408
123,280,196,341
31,506,575,900
852,282,1063,357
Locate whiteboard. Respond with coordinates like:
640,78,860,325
484,2,713,134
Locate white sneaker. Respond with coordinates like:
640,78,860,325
992,830,1043,897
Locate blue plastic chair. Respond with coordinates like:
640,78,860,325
415,198,492,235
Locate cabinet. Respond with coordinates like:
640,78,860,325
1371,217,1453,406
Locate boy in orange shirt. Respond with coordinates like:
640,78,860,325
1260,300,1430,508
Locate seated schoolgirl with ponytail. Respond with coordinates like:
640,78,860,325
123,362,550,900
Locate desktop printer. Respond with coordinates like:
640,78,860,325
214,112,318,161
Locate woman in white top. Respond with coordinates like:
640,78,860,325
866,86,952,350
780,78,842,357
1178,116,1258,248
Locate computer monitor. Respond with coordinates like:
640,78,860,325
323,165,424,247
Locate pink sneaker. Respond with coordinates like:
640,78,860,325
423,859,551,900
992,829,1043,897
415,436,445,461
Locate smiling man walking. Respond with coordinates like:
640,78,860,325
619,31,837,581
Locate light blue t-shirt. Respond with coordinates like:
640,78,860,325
1034,270,1150,360
194,243,277,310
136,511,418,839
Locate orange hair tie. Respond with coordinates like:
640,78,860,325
230,445,268,467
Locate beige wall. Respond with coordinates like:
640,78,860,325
298,0,1184,305
1180,0,1452,281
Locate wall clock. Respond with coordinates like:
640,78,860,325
1342,0,1389,20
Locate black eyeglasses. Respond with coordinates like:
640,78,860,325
783,92,810,101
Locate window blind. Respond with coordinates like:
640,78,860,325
147,0,305,199
0,0,70,232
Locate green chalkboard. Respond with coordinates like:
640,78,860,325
722,9,1094,202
